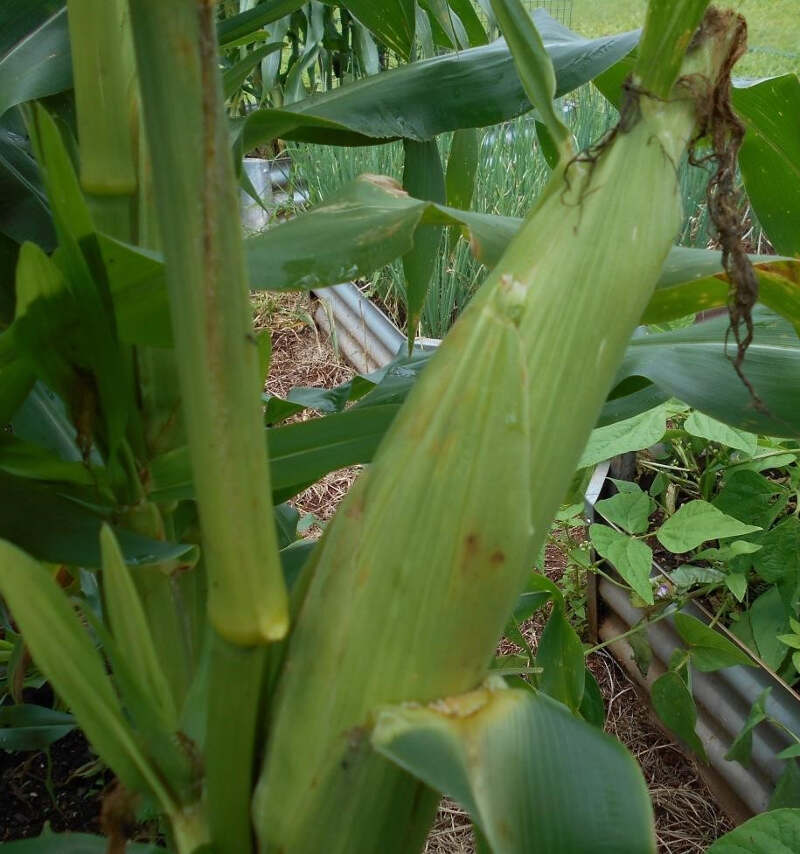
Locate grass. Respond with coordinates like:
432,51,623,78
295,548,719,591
568,0,799,78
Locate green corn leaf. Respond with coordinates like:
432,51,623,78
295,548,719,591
7,382,84,462
27,104,131,453
708,809,800,853
673,613,755,672
635,0,710,99
95,234,172,347
0,704,75,751
446,0,488,46
79,602,200,806
651,671,707,761
0,330,36,424
616,309,800,439
589,524,654,604
95,175,800,381
283,40,322,105
736,75,800,257
373,682,656,854
352,21,379,75
148,404,400,504
490,0,572,165
0,433,95,486
1,832,163,853
11,242,99,426
657,500,761,553
402,139,446,349
27,104,92,238
0,127,55,248
223,42,284,99
0,3,72,118
217,0,304,46
240,18,639,149
339,0,415,60
0,538,172,806
0,470,196,568
445,127,481,212
100,525,177,728
420,0,468,50
642,248,800,332
1,1,65,57
415,2,435,57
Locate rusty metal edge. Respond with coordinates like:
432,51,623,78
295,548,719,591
587,466,800,821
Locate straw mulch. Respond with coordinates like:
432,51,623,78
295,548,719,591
255,292,360,523
261,293,734,854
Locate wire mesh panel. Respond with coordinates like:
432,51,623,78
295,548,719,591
524,0,574,28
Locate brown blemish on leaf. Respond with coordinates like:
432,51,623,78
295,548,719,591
362,174,408,197
758,260,800,284
464,534,479,556
490,549,506,567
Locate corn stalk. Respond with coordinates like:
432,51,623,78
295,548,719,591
127,2,289,852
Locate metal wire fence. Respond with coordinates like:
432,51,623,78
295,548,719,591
524,0,574,28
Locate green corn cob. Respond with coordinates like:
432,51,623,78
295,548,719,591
254,11,744,852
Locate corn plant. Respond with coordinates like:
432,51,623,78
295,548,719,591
1,1,800,852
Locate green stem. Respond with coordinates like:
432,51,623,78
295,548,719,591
584,609,675,656
708,598,727,629
206,630,266,854
585,587,714,657
128,0,288,646
768,716,800,745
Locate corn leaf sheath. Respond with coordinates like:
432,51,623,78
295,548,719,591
128,0,286,648
254,11,745,853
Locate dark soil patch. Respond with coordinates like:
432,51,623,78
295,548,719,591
0,730,111,841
